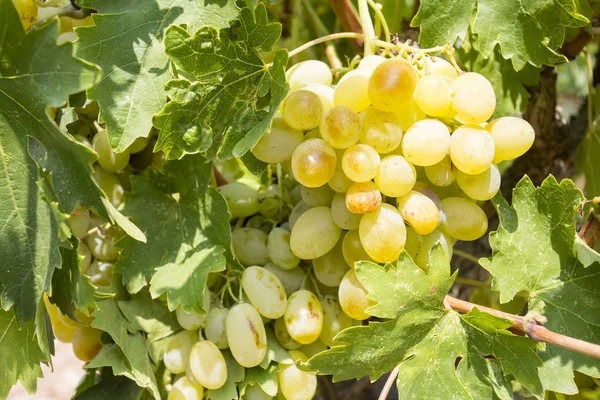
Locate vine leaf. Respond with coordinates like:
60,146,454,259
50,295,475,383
74,0,239,152
153,4,288,162
115,154,234,313
239,365,279,397
0,0,104,325
411,0,475,50
306,246,544,399
481,176,600,394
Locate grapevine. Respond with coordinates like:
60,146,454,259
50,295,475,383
2,0,600,400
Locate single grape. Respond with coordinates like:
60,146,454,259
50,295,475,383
168,377,204,400
187,341,228,390
331,192,362,229
338,269,373,320
301,185,335,207
341,229,374,268
297,83,335,111
334,69,372,112
164,330,197,374
226,303,267,368
395,99,426,132
290,206,341,260
70,203,90,239
44,297,74,343
291,185,303,205
345,181,382,214
403,226,422,261
232,228,270,266
359,106,403,153
342,144,380,182
327,163,353,193
440,197,488,241
219,183,260,218
423,56,457,79
401,119,451,166
267,228,301,270
291,139,337,188
485,117,535,162
374,155,416,197
303,129,321,140
358,55,387,70
396,190,440,235
284,290,323,344
289,201,311,230
85,260,113,287
359,204,406,263
320,106,362,149
93,129,130,173
369,58,418,111
252,118,304,164
176,288,211,331
299,338,328,358
413,229,453,271
319,296,355,346
242,266,288,319
244,384,273,400
286,60,333,89
77,242,92,272
456,164,501,201
282,90,324,131
13,0,37,29
274,317,302,350
85,226,120,261
451,72,496,124
313,237,350,287
424,155,456,187
414,74,455,117
450,125,495,175
72,326,103,362
278,350,317,400
264,263,305,296
93,167,125,208
205,307,229,349
128,136,149,154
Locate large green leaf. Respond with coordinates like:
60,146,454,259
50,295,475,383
481,176,600,394
0,0,104,325
115,155,234,313
306,247,544,399
74,0,239,152
411,0,475,49
153,4,288,161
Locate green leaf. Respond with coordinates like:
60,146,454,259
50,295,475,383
153,4,289,161
74,0,239,152
239,364,279,397
576,123,600,197
74,368,145,400
117,291,179,342
207,350,245,400
307,246,544,399
411,0,476,48
260,328,291,368
91,300,160,399
115,155,233,313
481,176,600,394
379,0,419,34
101,198,146,243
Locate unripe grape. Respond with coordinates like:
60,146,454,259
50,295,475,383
244,384,273,400
93,167,125,208
267,228,300,270
345,181,382,214
299,339,328,358
72,327,103,362
334,69,372,112
93,129,130,173
252,118,304,164
164,330,197,374
359,204,406,263
205,307,229,349
423,56,457,79
452,72,496,124
232,228,270,266
291,139,337,188
342,144,380,182
274,317,302,350
176,288,211,331
440,197,488,241
331,192,361,230
456,164,501,201
278,350,317,400
264,263,305,296
320,106,361,149
338,269,373,320
282,90,323,131
319,296,354,346
424,155,456,187
44,298,74,343
303,129,321,140
313,237,349,287
286,60,333,89
219,183,260,218
415,75,455,117
226,303,267,368
168,377,204,400
359,106,403,153
327,165,353,193
77,242,92,272
374,155,416,197
127,136,149,154
485,117,535,162
301,185,334,207
402,119,451,167
86,260,113,287
284,290,323,344
242,266,287,319
187,340,228,390
70,203,90,239
396,191,440,235
290,206,341,260
341,229,374,268
289,201,311,230
450,125,495,175
369,58,418,111
413,229,453,271
85,225,120,261
358,55,387,70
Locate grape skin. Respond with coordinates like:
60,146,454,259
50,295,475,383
205,307,230,349
414,74,455,117
278,350,317,400
274,317,302,350
342,144,381,183
320,106,362,149
267,227,301,270
284,290,324,344
187,340,228,390
219,183,260,218
175,288,211,331
345,181,382,214
334,69,372,112
359,204,407,263
359,106,404,154
341,229,374,268
424,155,456,187
485,116,535,162
226,303,267,368
93,129,130,173
168,377,204,400
313,237,350,287
286,60,333,89
164,330,197,374
291,138,337,188
396,190,440,235
338,269,373,320
449,125,495,175
301,185,335,207
456,164,501,201
401,119,451,167
264,262,306,296
440,197,488,241
331,192,362,229
319,295,354,346
423,56,457,79
290,206,341,260
232,228,270,266
451,72,496,124
242,266,287,319
282,90,324,131
374,155,416,197
252,118,304,164
368,58,418,111
72,327,103,362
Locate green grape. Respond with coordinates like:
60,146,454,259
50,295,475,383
291,184,303,205
413,229,453,271
12,0,37,29
368,58,418,111
359,204,406,263
451,72,496,124
338,269,372,320
319,296,354,346
414,74,455,117
334,69,372,112
205,307,229,349
341,229,373,268
401,119,451,166
485,116,535,162
313,237,349,287
290,206,341,260
342,144,380,183
252,118,304,163
257,184,285,219
244,384,273,400
299,338,328,358
168,377,204,400
450,125,495,175
396,190,440,235
303,128,321,140
331,192,361,230
85,260,113,286
164,330,197,374
301,185,335,207
289,200,311,230
70,203,90,239
423,56,457,79
456,164,501,201
359,106,403,153
176,288,211,331
218,183,260,218
226,303,267,368
345,181,381,214
403,226,422,261
374,155,416,197
297,83,335,111
128,136,149,154
327,164,353,193
278,350,317,400
291,138,337,188
282,90,324,131
320,106,361,149
187,340,228,390
72,326,103,362
77,242,92,272
358,55,387,70
85,226,120,261
395,99,426,132
267,228,300,270
286,60,333,89
92,129,130,173
440,197,488,241
274,317,302,350
93,167,125,208
424,155,456,187
242,266,287,319
284,290,323,344
232,228,270,266
264,263,305,296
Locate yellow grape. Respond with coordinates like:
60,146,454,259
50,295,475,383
72,327,103,362
450,125,495,175
341,229,374,268
286,60,333,89
414,229,453,271
242,266,287,319
334,69,372,112
313,237,350,287
274,317,302,350
320,106,361,149
299,339,327,358
267,227,301,270
297,83,335,111
440,197,488,241
396,191,440,235
168,377,204,400
338,269,373,320
358,55,387,70
164,330,197,374
331,192,361,230
226,303,267,368
423,56,457,79
319,296,354,346
456,164,501,201
289,200,311,230
301,185,334,207
282,90,323,131
93,129,130,173
187,341,228,390
345,181,382,214
451,72,496,124
278,350,317,400
291,139,337,188
205,307,229,349
342,144,380,182
395,99,426,132
252,118,304,164
359,106,403,153
374,155,416,197
485,116,535,162
12,0,37,30
424,155,456,187
284,290,323,344
368,58,418,111
359,204,406,263
414,74,455,117
290,206,341,260
85,260,114,287
401,119,450,166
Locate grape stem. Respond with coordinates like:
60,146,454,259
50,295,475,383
367,0,390,45
378,365,399,400
357,0,376,56
452,248,480,265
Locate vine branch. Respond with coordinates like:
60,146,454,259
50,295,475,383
378,365,399,400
